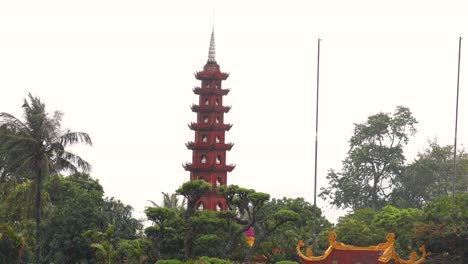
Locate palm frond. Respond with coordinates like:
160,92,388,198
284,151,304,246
59,151,91,172
47,142,65,153
22,94,50,142
60,131,92,147
0,133,37,148
11,154,35,177
91,243,108,258
51,157,78,174
147,200,159,207
0,112,30,134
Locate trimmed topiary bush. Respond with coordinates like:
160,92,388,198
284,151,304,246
155,259,184,264
196,256,232,264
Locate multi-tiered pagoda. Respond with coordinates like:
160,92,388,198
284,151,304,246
183,29,235,211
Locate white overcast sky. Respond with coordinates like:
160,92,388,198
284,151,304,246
1,1,467,223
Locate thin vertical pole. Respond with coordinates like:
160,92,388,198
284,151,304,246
453,36,462,206
314,38,321,206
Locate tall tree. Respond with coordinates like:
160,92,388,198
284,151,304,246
145,207,179,259
257,198,331,262
320,106,417,210
218,185,270,259
391,140,468,208
0,94,92,263
175,180,211,259
244,207,300,263
41,174,104,263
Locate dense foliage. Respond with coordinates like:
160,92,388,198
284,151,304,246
0,94,92,261
1,96,466,263
320,106,418,210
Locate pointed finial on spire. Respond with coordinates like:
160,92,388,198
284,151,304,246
208,27,216,63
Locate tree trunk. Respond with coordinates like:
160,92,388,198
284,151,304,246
155,238,162,260
34,170,42,264
185,220,194,260
184,204,195,260
222,223,252,258
221,233,237,259
244,232,266,264
372,176,379,210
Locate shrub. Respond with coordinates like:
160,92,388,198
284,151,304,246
155,259,184,264
196,256,232,264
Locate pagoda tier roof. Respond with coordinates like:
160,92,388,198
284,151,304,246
191,104,231,113
188,123,232,131
183,163,235,172
186,142,234,151
193,87,230,96
195,70,229,80
297,232,427,264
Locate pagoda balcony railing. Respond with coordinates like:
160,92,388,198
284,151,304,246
191,104,231,113
185,141,234,150
193,87,230,96
188,122,232,131
195,71,229,80
183,163,236,172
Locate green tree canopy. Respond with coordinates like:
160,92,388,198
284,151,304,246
40,173,142,264
414,193,468,263
0,93,92,263
320,106,417,210
145,207,180,260
391,140,468,208
317,206,423,257
218,185,270,259
175,180,211,259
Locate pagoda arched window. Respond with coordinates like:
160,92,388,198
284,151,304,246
215,99,220,105
215,136,220,143
216,155,222,164
207,83,211,88
216,178,222,187
198,202,204,211
201,155,207,164
216,116,220,123
204,99,209,105
203,116,208,123
216,203,222,211
201,135,208,142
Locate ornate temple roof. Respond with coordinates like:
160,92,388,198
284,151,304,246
185,141,234,151
297,232,427,264
193,87,230,95
183,163,235,172
191,104,231,113
188,122,233,131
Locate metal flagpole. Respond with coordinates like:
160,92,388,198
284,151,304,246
314,38,321,207
453,36,462,206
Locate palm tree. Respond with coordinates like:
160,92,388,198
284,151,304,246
84,224,117,264
147,192,187,210
0,93,92,263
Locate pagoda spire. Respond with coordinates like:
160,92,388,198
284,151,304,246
184,27,234,211
207,28,216,63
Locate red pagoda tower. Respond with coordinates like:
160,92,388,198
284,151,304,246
183,29,235,211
